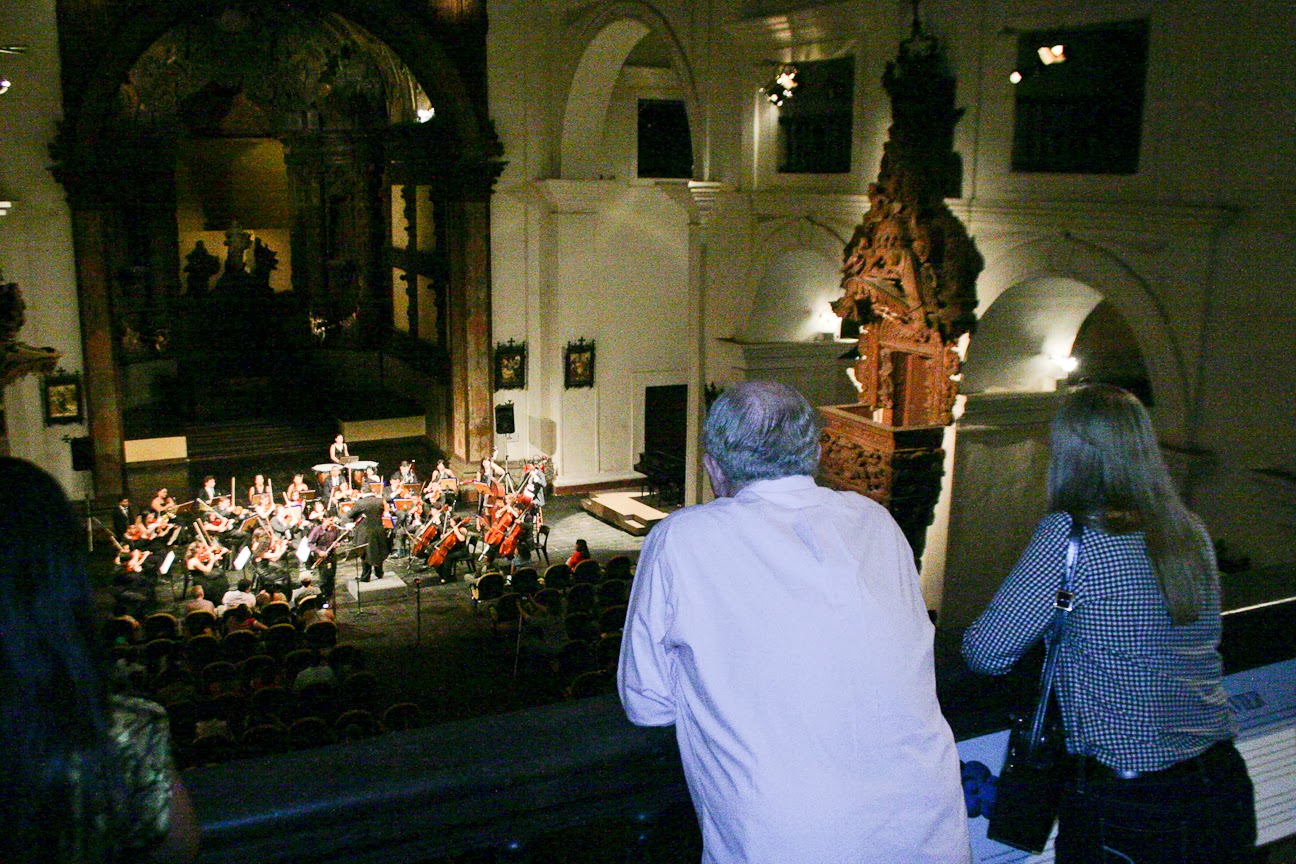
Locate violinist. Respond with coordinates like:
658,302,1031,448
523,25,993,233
396,460,419,486
306,514,342,598
286,472,311,500
322,466,350,511
306,500,327,523
247,474,269,507
150,487,175,516
116,542,152,575
329,433,351,464
253,493,275,523
184,539,224,576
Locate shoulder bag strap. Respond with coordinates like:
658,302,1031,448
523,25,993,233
1025,515,1085,752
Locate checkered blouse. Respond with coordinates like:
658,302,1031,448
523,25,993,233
962,511,1236,773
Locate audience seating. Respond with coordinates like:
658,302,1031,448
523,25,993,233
382,702,421,731
221,629,260,662
183,609,218,637
542,563,572,590
473,571,506,609
144,612,180,641
572,559,602,585
510,567,541,596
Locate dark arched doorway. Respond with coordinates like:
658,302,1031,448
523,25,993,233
53,0,501,492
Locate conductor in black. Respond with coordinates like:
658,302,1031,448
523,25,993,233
349,491,390,582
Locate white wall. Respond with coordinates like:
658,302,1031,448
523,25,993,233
0,0,92,500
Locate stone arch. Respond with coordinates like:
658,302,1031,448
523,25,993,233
560,2,702,180
970,233,1190,436
64,0,486,156
744,217,850,341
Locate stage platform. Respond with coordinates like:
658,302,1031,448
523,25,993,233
581,491,669,537
344,572,409,602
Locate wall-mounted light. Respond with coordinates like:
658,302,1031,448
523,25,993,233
1051,354,1079,374
416,107,435,123
0,201,12,217
1011,43,1066,84
0,45,27,96
761,65,798,107
1037,44,1066,65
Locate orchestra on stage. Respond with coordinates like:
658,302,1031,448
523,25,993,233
97,440,554,601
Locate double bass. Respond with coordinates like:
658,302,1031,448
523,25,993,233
428,517,471,568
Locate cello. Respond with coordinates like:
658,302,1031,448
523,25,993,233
410,516,441,557
428,517,471,568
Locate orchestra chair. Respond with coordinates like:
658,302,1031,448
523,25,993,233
184,634,222,672
557,639,595,677
251,685,295,724
144,612,180,642
597,604,629,636
221,629,260,662
510,567,541,596
241,723,289,758
542,563,572,591
565,670,612,700
259,600,292,627
472,571,506,611
262,622,299,657
288,716,335,749
296,682,340,723
489,592,523,636
327,644,366,677
200,660,241,696
594,632,624,671
595,579,630,608
564,582,597,617
143,637,177,675
336,708,382,742
572,559,602,585
535,524,551,564
241,654,280,690
304,619,338,650
183,609,218,638
382,702,422,732
604,555,633,582
340,671,378,711
283,648,319,684
563,612,599,644
163,699,199,745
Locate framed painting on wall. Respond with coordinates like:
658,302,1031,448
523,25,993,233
44,371,84,425
494,339,527,390
564,338,595,389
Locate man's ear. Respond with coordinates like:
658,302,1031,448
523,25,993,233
703,454,729,498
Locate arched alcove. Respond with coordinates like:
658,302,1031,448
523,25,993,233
55,0,502,489
744,218,847,342
560,3,701,180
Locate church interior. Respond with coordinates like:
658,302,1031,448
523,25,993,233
1,0,1294,860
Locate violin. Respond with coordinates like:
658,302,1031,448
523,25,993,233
428,517,470,568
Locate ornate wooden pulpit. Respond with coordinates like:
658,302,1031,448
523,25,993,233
819,18,982,562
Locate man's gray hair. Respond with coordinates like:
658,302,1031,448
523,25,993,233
703,380,822,488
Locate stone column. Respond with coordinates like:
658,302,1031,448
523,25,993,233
683,182,725,505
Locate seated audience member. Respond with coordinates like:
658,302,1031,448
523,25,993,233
1,457,199,864
224,604,267,634
291,576,321,608
219,578,257,615
299,600,335,628
292,656,337,693
183,585,216,616
566,538,591,570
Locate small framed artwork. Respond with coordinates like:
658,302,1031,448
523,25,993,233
44,371,84,426
494,339,528,391
564,338,596,389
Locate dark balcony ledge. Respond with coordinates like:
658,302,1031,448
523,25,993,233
186,695,687,864
185,597,1296,863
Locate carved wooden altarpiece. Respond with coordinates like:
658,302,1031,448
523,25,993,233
820,15,982,562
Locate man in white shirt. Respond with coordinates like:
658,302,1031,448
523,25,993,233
617,380,970,864
291,576,321,608
218,578,257,616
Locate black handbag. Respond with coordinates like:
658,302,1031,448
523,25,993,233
986,517,1084,854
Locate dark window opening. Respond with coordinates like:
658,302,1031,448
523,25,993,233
1011,20,1150,174
637,99,693,179
777,56,855,175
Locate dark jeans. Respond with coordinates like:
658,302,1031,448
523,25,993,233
1055,741,1257,864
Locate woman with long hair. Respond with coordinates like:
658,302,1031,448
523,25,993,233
963,385,1255,863
0,458,197,863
